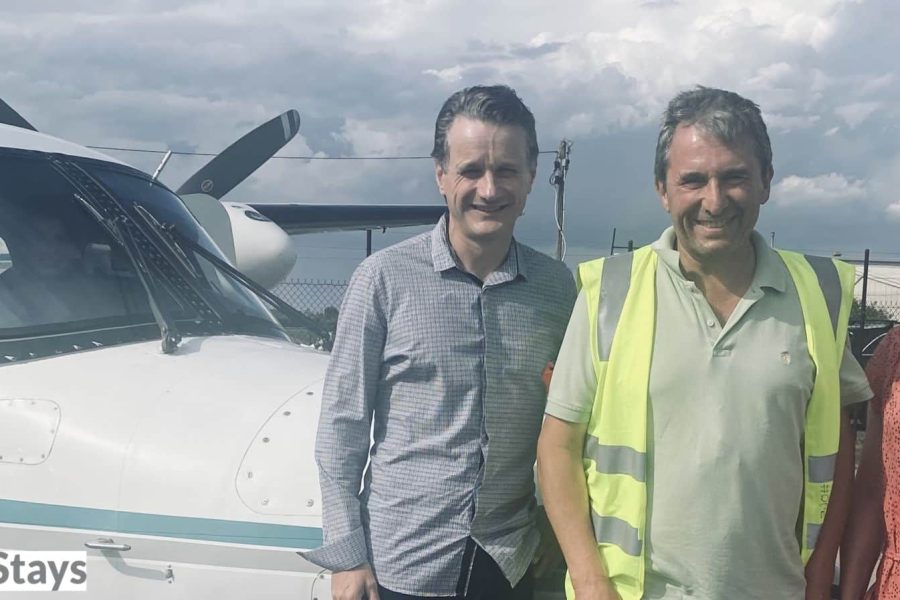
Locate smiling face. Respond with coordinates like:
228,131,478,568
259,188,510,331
435,116,535,248
657,124,773,267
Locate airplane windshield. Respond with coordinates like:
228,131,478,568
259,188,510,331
0,149,288,362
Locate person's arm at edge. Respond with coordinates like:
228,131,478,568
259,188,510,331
538,416,619,599
807,338,873,598
805,409,855,599
301,261,385,598
840,405,884,600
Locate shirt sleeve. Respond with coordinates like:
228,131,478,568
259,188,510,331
300,260,386,571
545,289,597,423
840,336,874,407
864,328,900,415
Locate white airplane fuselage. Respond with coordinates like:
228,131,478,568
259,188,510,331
1,336,332,598
0,123,333,597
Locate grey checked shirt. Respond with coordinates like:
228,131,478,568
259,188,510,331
303,215,576,595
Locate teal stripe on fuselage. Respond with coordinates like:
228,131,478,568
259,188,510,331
0,499,323,549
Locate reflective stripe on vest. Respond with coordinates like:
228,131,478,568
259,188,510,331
572,247,853,600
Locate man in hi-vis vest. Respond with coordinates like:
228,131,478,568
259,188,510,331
536,86,872,600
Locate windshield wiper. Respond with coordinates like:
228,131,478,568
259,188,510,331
131,204,199,278
165,225,333,349
70,192,181,353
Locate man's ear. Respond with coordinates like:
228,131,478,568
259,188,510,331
526,166,536,195
656,180,670,213
761,166,774,205
434,162,445,197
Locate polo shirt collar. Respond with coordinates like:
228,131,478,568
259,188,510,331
651,227,788,293
430,213,526,283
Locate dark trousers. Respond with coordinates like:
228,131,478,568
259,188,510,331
377,538,534,600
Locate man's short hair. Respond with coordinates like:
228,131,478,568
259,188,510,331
431,85,538,171
654,86,772,188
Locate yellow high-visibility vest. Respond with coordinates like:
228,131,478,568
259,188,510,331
568,246,854,600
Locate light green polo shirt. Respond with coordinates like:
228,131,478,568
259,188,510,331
546,228,872,600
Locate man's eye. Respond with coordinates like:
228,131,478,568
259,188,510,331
460,169,481,179
496,168,517,177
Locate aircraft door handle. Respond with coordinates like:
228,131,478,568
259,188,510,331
84,538,132,552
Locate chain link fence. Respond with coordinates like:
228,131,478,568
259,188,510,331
269,260,900,346
854,261,900,323
272,279,348,345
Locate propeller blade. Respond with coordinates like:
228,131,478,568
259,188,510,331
176,109,301,199
0,99,37,131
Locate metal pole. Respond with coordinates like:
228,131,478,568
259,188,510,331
151,150,173,182
610,228,617,256
861,248,870,330
366,230,372,257
551,140,571,261
627,240,634,252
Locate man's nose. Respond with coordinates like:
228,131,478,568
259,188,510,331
702,179,728,214
477,171,496,199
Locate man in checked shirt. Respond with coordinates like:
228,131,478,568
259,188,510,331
303,85,577,599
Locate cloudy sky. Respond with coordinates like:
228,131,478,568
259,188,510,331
3,0,899,279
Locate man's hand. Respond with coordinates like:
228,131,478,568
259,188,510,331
804,554,835,600
532,508,564,578
331,564,380,600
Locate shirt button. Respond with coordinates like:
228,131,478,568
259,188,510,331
706,319,716,327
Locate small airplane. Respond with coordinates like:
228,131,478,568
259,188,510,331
0,98,445,598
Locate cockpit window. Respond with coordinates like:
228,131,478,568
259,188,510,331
0,157,148,328
0,150,287,360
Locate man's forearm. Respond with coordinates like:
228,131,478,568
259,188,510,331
807,412,855,573
305,428,373,571
537,417,611,589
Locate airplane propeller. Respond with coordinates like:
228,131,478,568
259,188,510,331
177,110,300,199
0,99,37,131
174,109,302,277
173,109,444,289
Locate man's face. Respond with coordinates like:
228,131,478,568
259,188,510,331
657,124,772,263
435,117,535,245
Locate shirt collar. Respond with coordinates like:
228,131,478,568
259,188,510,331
430,213,527,282
431,213,457,272
651,227,788,293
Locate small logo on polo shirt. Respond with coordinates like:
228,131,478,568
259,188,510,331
780,351,791,365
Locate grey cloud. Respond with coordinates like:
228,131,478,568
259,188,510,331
3,0,899,274
510,42,566,59
640,0,679,8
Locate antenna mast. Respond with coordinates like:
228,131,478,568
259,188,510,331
550,140,572,261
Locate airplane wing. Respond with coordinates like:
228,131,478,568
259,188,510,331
0,99,37,131
247,203,447,234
